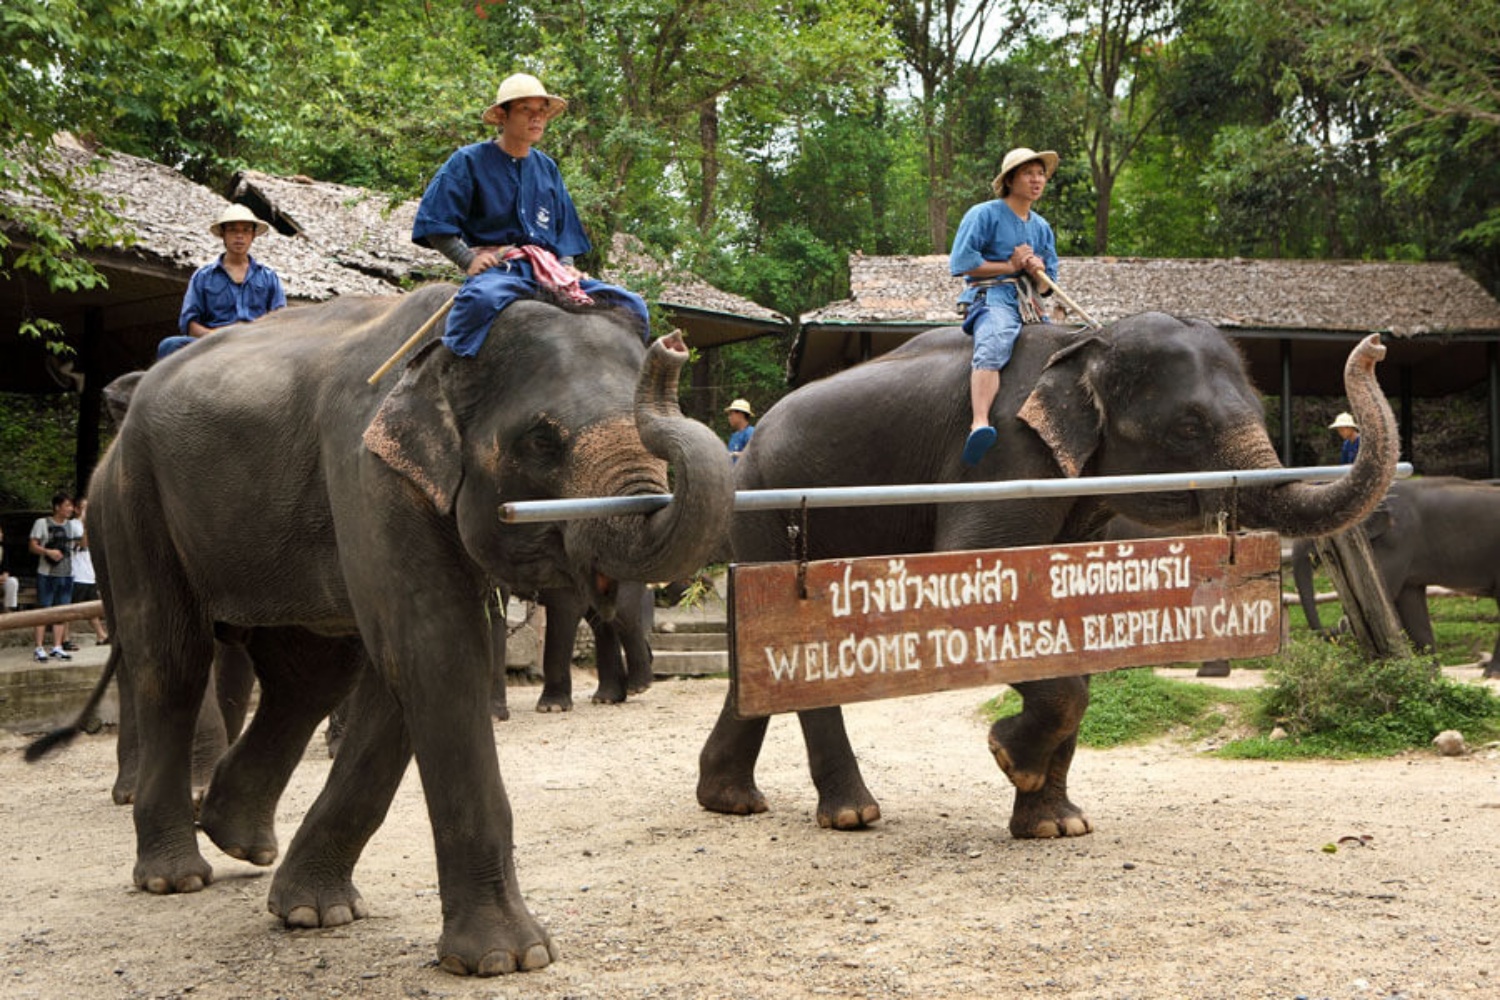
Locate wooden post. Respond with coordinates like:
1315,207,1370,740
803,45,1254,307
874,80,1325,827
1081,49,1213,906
0,601,104,633
1312,527,1411,659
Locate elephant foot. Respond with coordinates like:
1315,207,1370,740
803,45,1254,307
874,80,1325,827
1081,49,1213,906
112,782,134,806
435,907,559,977
198,794,279,867
1009,783,1093,840
490,699,511,722
696,775,770,816
134,838,214,894
816,790,881,831
987,716,1050,794
589,681,627,704
534,691,573,713
267,866,368,928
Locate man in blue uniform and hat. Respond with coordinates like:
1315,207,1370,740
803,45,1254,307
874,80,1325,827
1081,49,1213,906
412,72,651,356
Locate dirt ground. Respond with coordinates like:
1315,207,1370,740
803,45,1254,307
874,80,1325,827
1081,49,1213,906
3,667,1500,1000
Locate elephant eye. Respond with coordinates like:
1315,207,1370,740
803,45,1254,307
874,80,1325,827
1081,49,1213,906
518,420,567,463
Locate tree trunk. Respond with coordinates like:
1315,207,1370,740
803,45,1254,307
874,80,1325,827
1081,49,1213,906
697,98,719,233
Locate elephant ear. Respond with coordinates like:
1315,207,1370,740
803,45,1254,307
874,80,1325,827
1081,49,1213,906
362,341,464,514
1016,336,1107,478
1363,495,1396,542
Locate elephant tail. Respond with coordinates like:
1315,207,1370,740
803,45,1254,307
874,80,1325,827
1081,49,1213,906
24,645,118,762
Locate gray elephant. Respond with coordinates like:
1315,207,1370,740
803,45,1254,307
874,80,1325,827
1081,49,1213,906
84,285,733,976
1291,477,1500,676
698,312,1396,838
533,580,654,711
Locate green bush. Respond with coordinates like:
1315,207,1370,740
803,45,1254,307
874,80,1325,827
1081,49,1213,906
1236,634,1500,757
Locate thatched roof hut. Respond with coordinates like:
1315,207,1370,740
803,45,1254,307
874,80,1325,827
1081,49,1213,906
796,254,1500,393
0,137,394,395
232,171,790,351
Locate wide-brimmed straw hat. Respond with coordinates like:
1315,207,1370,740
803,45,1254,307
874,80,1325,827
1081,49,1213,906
482,73,568,126
991,147,1059,196
1328,412,1359,431
209,203,269,237
725,398,755,418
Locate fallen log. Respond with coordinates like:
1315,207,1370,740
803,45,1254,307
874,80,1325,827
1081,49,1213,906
0,601,103,632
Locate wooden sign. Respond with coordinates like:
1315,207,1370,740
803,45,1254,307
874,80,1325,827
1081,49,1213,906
729,531,1281,717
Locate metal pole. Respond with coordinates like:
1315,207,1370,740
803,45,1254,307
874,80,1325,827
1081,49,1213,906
500,463,1414,524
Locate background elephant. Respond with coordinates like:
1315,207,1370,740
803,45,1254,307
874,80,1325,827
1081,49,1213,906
533,580,654,711
699,311,1396,840
1291,477,1500,676
83,286,733,977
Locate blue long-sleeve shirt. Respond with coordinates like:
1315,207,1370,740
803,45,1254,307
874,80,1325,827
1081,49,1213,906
949,200,1058,307
411,141,591,259
177,255,286,335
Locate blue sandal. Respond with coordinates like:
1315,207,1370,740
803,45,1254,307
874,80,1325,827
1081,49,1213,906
961,426,998,467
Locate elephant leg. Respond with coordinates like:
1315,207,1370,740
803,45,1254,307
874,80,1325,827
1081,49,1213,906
199,629,363,867
324,697,348,758
1394,585,1436,654
585,610,629,704
489,591,510,721
621,582,655,695
267,662,408,932
112,646,138,805
1008,730,1092,839
129,625,218,895
212,624,256,741
988,675,1092,837
536,587,579,712
1487,601,1500,679
190,663,230,800
799,706,881,830
697,692,773,816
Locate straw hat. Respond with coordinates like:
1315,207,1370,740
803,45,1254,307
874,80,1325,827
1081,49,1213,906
991,147,1059,197
482,73,568,126
209,203,269,237
1328,412,1359,431
725,398,755,418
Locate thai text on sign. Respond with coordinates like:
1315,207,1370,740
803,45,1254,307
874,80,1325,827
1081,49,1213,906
729,531,1281,717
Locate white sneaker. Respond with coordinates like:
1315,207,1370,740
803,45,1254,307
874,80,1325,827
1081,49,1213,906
33,647,47,663
50,646,71,661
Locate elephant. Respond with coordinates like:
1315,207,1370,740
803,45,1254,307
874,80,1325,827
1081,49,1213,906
1291,477,1500,676
80,285,734,976
697,311,1397,839
532,579,655,711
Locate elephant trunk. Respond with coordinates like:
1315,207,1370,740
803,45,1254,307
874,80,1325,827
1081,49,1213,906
566,333,734,589
1224,334,1398,537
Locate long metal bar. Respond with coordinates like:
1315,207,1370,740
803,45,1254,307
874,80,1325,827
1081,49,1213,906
500,462,1414,524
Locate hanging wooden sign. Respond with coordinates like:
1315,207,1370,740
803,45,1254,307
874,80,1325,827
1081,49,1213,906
729,531,1281,718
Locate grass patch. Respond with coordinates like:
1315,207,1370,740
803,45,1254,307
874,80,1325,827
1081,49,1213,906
1221,633,1500,759
981,668,1260,749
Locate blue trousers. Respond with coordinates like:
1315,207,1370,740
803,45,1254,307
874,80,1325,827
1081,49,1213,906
444,262,651,357
961,286,1023,372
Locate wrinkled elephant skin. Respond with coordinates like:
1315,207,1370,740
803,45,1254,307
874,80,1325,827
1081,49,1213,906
89,288,732,976
698,312,1396,839
1292,477,1500,674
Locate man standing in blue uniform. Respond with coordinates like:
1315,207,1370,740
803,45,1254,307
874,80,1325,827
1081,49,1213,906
412,72,651,356
159,204,286,360
1329,412,1360,464
725,398,756,463
949,147,1060,467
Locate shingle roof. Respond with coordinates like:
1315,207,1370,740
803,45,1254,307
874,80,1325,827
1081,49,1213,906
4,137,392,301
232,170,790,346
803,253,1500,336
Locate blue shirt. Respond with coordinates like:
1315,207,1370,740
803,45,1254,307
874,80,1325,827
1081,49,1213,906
178,255,286,335
1340,436,1359,464
949,200,1058,306
727,425,755,461
411,141,591,259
